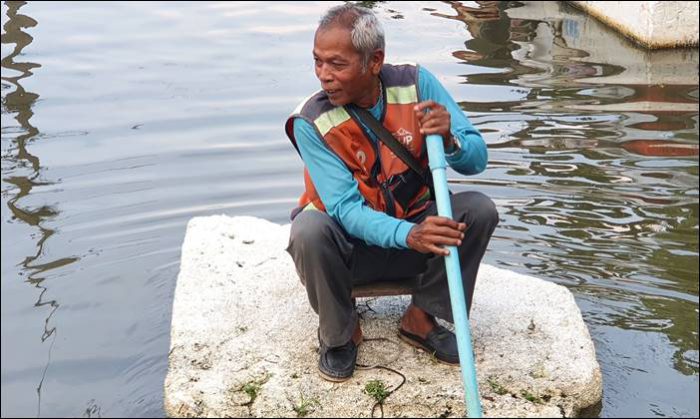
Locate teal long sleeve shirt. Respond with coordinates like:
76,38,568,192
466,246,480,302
293,66,487,249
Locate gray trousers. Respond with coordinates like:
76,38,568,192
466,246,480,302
286,191,499,347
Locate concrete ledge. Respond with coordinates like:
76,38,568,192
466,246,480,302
570,1,699,49
164,216,602,417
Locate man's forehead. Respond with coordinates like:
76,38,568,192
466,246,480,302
312,46,355,61
314,26,354,53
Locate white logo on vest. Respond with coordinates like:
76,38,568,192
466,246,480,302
392,127,415,154
356,150,367,165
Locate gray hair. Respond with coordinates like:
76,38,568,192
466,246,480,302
318,4,385,72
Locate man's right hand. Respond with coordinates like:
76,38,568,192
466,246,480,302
406,216,467,256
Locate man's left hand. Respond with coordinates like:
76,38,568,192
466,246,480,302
414,100,452,149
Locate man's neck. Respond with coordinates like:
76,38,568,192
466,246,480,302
355,78,381,109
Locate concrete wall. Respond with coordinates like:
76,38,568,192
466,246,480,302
569,1,699,48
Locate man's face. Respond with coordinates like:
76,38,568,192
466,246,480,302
313,25,381,106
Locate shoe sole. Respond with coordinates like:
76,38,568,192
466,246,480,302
398,331,459,366
317,369,353,383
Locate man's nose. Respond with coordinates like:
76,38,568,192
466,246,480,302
317,63,333,83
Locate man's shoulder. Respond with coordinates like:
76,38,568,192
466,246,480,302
415,65,450,101
290,90,346,123
285,90,330,146
385,61,419,69
382,62,420,86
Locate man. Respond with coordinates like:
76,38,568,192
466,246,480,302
285,4,498,382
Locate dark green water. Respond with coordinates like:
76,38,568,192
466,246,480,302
2,1,698,417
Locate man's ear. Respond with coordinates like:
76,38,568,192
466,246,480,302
370,49,385,76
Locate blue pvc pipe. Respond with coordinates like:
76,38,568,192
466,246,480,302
426,134,483,418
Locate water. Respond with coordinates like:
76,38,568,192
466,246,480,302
1,1,697,417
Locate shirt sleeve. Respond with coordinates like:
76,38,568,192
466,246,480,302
418,66,488,175
293,118,415,249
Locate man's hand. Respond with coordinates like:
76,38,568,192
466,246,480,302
414,100,452,149
406,216,467,256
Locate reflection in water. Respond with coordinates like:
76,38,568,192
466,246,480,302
621,140,699,157
1,1,76,416
434,0,698,387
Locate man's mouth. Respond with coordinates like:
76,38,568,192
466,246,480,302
325,89,341,96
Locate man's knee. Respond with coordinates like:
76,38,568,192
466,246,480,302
453,191,499,229
288,210,339,253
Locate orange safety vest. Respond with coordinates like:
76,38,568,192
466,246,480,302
285,63,432,219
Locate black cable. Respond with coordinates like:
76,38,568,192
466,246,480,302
356,337,407,418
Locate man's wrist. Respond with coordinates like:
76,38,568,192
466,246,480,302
397,221,417,249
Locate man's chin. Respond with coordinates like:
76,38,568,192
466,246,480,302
327,95,349,106
328,98,345,106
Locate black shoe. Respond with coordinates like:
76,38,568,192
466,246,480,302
317,332,359,382
398,325,459,365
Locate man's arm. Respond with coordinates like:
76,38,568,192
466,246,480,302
418,66,488,175
294,119,415,249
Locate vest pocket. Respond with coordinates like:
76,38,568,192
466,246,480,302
388,169,426,214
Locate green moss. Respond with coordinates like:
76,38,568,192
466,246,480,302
243,382,260,402
364,379,390,404
241,372,271,405
292,394,320,417
520,390,543,404
487,377,508,396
